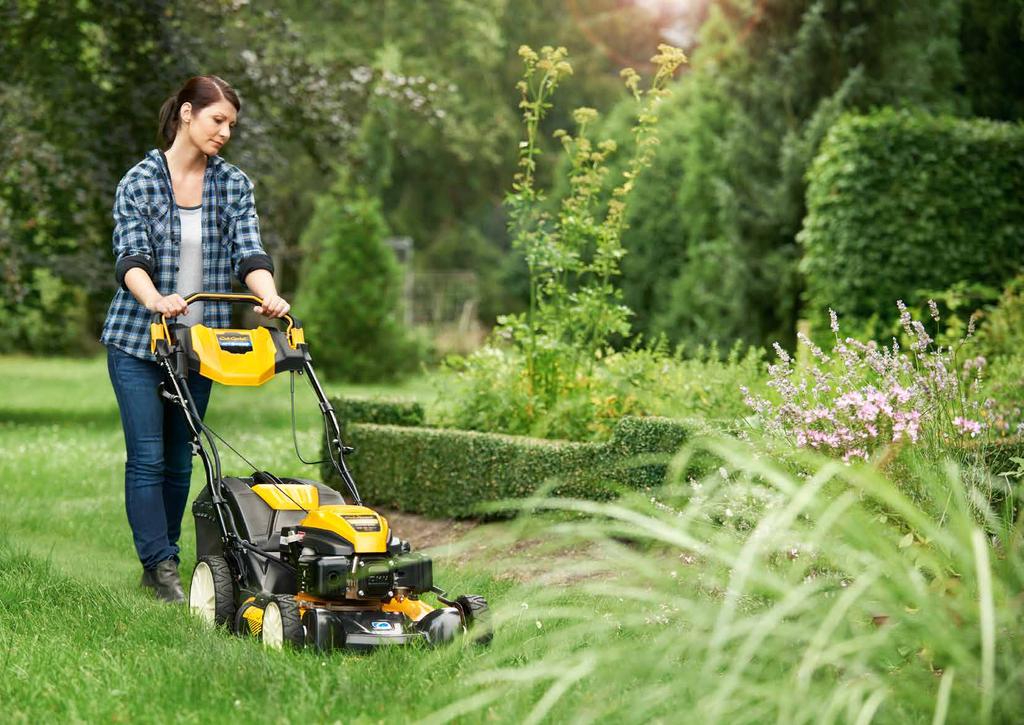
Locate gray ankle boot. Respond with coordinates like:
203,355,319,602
145,560,185,603
140,568,156,591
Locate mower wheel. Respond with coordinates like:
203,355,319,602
189,556,235,627
418,607,464,645
234,600,261,638
456,594,493,645
261,595,304,650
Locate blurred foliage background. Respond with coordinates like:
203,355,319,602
1,0,1022,376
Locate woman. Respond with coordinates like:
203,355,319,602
100,75,289,603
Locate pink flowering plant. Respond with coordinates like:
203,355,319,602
743,302,987,462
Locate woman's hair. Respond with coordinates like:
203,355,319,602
157,75,241,149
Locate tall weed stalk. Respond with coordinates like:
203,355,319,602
502,44,686,411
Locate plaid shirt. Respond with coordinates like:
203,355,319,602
100,149,274,360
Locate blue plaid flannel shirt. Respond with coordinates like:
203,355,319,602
100,149,274,360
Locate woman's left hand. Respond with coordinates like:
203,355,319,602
254,293,291,318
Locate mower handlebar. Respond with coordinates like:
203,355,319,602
150,292,300,332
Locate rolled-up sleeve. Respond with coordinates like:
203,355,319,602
112,179,155,290
225,173,274,284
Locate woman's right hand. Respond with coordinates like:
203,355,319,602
147,293,189,318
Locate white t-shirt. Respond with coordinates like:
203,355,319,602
176,205,204,326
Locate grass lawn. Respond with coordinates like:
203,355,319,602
5,355,1016,723
0,354,552,723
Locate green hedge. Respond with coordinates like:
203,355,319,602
325,399,705,517
334,397,425,429
799,109,1024,338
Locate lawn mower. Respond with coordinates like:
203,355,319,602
150,292,490,650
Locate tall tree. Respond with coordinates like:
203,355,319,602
603,0,964,351
958,0,1024,120
0,0,186,351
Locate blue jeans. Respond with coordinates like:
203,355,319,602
107,345,213,569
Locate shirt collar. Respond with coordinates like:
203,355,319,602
147,148,223,205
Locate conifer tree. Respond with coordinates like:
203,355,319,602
294,174,421,382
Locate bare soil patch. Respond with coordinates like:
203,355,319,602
379,508,605,586
378,508,479,550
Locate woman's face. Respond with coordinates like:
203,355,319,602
181,99,237,156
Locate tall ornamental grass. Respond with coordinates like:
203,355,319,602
430,437,1023,723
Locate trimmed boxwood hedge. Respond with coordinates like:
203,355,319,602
333,397,425,428
799,109,1024,339
322,398,1024,519
322,398,705,518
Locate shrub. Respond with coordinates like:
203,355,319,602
503,45,686,384
328,423,610,518
975,273,1024,361
0,268,91,355
323,404,704,517
293,173,422,383
978,354,1024,439
799,109,1024,341
435,342,767,442
636,344,767,432
434,345,649,442
593,65,791,352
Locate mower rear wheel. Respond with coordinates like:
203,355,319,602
189,556,235,627
261,595,304,650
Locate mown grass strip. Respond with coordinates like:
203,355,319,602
0,540,522,724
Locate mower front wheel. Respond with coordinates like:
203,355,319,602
457,594,493,645
189,556,235,627
261,594,304,650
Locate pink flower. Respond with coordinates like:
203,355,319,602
836,391,864,408
891,384,912,404
856,402,879,422
953,416,983,438
962,356,987,372
798,332,827,361
747,302,988,461
910,320,932,352
893,410,922,443
842,448,868,464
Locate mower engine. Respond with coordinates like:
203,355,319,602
282,527,434,603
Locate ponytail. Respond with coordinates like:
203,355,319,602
157,93,181,150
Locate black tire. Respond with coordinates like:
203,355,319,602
260,594,304,650
456,594,493,645
189,556,236,627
